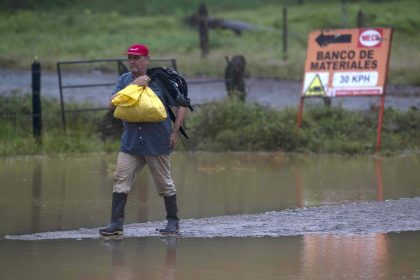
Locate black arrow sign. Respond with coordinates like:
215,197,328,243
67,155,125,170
316,33,352,47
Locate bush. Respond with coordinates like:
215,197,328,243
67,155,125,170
186,98,420,154
0,91,119,156
187,98,306,151
1,92,419,156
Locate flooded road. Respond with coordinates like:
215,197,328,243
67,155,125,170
2,233,420,280
0,152,419,279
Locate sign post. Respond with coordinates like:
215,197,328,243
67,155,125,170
297,28,393,152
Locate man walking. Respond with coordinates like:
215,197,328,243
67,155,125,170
99,43,188,236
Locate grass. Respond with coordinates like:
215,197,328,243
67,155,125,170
0,0,419,84
0,91,119,156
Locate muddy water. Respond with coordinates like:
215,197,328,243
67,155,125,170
0,152,420,279
1,234,419,280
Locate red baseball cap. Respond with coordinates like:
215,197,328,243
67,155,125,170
124,44,149,56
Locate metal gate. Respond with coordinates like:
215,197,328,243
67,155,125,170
56,58,177,129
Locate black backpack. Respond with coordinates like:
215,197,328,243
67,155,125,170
147,67,193,139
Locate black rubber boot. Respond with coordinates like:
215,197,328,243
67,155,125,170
99,192,127,236
158,195,180,235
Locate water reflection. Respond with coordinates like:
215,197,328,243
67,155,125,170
293,157,386,207
162,237,178,280
0,233,419,280
103,236,178,280
301,234,389,280
375,159,384,201
94,234,393,280
31,160,42,232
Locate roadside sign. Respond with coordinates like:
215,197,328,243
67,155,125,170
302,28,392,97
298,27,393,152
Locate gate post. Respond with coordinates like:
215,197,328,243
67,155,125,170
32,58,42,141
282,7,288,60
198,3,209,58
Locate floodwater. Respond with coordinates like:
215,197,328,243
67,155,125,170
1,152,420,279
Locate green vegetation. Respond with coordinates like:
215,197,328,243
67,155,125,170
187,98,420,154
0,91,118,156
0,0,419,84
1,92,419,156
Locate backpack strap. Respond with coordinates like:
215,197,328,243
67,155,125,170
152,74,190,140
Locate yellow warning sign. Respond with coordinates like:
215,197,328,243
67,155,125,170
304,74,325,96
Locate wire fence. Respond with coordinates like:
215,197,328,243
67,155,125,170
0,57,235,137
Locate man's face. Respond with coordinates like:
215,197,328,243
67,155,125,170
128,55,150,76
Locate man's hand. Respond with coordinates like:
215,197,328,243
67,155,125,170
169,130,179,149
131,75,151,86
109,93,117,109
169,106,188,149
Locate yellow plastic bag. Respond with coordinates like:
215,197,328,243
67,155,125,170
112,85,167,122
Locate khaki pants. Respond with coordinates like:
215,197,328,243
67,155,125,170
113,151,176,197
